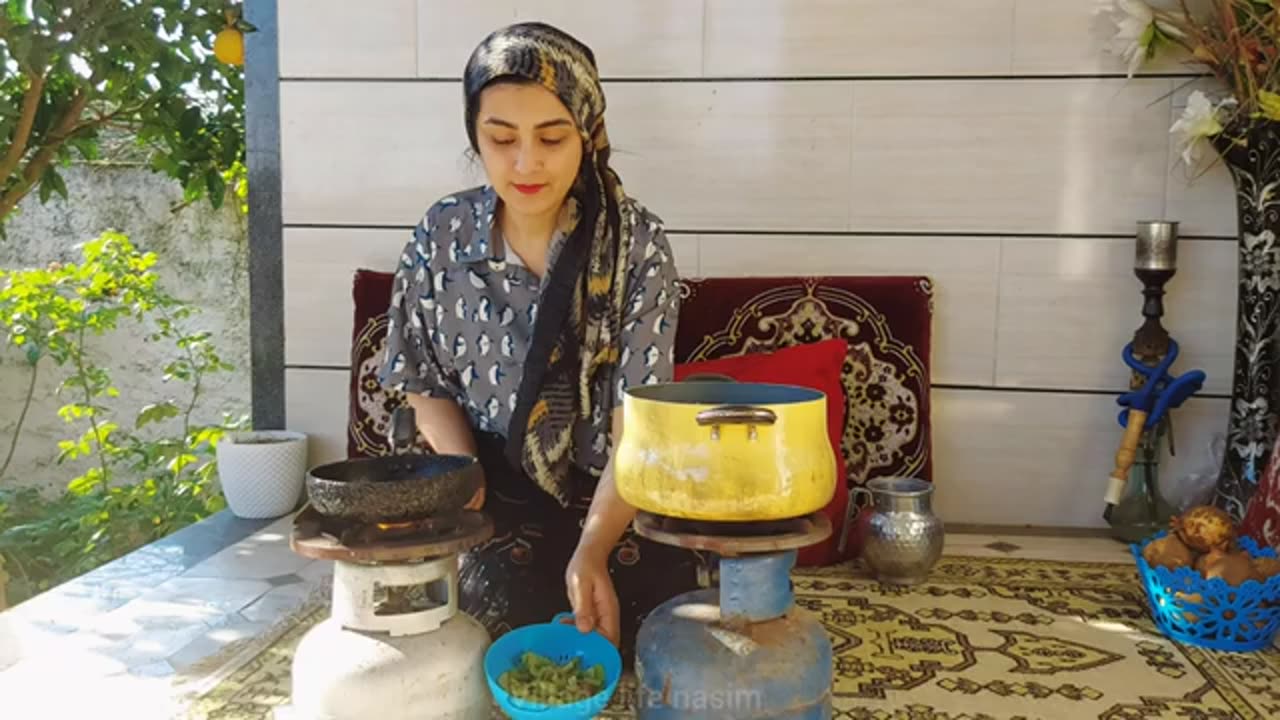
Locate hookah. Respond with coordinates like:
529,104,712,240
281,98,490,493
1102,221,1206,542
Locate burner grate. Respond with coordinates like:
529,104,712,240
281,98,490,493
633,511,831,555
290,504,492,562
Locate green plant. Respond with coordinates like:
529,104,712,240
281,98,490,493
0,1,251,230
0,230,245,603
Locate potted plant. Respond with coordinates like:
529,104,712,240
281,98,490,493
1097,0,1280,531
216,430,309,519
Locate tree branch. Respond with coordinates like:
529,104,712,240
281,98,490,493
0,89,90,220
68,96,157,138
0,73,48,183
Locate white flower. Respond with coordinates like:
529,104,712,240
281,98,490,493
1095,0,1183,77
1169,91,1234,166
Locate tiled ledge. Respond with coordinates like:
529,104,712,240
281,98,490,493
0,509,335,719
2,510,274,639
0,512,1143,718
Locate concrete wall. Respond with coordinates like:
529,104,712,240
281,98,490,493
0,164,251,495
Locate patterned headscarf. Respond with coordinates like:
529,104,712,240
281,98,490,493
463,22,634,505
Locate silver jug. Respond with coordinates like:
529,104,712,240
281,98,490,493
854,477,944,585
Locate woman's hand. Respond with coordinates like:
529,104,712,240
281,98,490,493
562,408,633,648
564,545,620,647
401,394,484,509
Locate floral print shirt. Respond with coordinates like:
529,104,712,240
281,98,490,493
378,185,680,473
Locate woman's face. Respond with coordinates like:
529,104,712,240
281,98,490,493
475,82,584,220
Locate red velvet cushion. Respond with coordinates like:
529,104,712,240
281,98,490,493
1243,434,1280,550
674,339,851,566
674,339,848,451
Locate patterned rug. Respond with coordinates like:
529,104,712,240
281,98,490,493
182,555,1280,720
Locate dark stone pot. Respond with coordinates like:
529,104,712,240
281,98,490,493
305,454,482,523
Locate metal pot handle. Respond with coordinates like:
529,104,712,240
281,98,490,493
695,405,777,426
696,405,776,440
837,487,875,555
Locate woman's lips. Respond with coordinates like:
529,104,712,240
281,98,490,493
512,183,546,195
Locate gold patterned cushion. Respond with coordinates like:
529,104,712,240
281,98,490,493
673,277,933,487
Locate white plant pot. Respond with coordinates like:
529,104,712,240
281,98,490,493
216,430,309,519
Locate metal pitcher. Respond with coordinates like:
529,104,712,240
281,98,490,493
851,477,944,585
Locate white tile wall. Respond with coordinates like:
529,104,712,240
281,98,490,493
933,389,1228,528
1010,0,1193,75
280,78,1231,236
703,0,1015,77
1166,158,1237,238
280,82,479,227
276,3,1242,528
283,228,412,367
285,368,351,467
415,0,704,78
849,78,1175,235
607,82,856,232
996,237,1237,394
278,0,1207,80
279,0,418,78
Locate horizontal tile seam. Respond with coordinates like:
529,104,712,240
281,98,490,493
279,73,1209,84
282,224,1236,242
281,366,1231,401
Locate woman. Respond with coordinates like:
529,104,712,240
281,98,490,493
378,22,710,658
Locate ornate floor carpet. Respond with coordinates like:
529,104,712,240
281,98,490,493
183,555,1279,720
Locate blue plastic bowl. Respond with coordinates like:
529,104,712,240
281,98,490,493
484,613,623,720
1131,532,1280,652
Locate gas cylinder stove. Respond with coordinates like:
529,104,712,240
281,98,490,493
632,511,834,720
279,504,494,720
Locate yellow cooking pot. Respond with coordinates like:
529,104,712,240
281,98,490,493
614,381,837,521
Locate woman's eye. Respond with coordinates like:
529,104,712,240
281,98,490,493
541,137,565,147
491,137,515,146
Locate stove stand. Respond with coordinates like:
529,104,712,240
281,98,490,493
283,505,495,720
633,511,834,720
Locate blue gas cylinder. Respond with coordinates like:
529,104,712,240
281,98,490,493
633,551,833,720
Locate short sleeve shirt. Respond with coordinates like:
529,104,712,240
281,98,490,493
378,185,680,473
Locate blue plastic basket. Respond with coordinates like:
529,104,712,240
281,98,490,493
1131,532,1280,652
484,612,623,720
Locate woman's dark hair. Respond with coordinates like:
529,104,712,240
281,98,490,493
463,74,622,287
460,22,622,342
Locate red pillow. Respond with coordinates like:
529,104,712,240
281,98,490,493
673,339,850,566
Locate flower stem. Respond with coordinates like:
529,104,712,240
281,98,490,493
0,360,38,482
74,323,111,493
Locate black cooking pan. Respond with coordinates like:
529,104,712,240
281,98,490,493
305,406,481,523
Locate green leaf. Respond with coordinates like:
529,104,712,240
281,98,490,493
178,107,202,140
57,439,80,461
167,453,198,474
6,2,31,24
183,172,204,203
205,169,226,210
69,136,100,162
136,401,181,429
68,469,104,496
45,168,68,201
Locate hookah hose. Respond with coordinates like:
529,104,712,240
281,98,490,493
1103,339,1205,520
